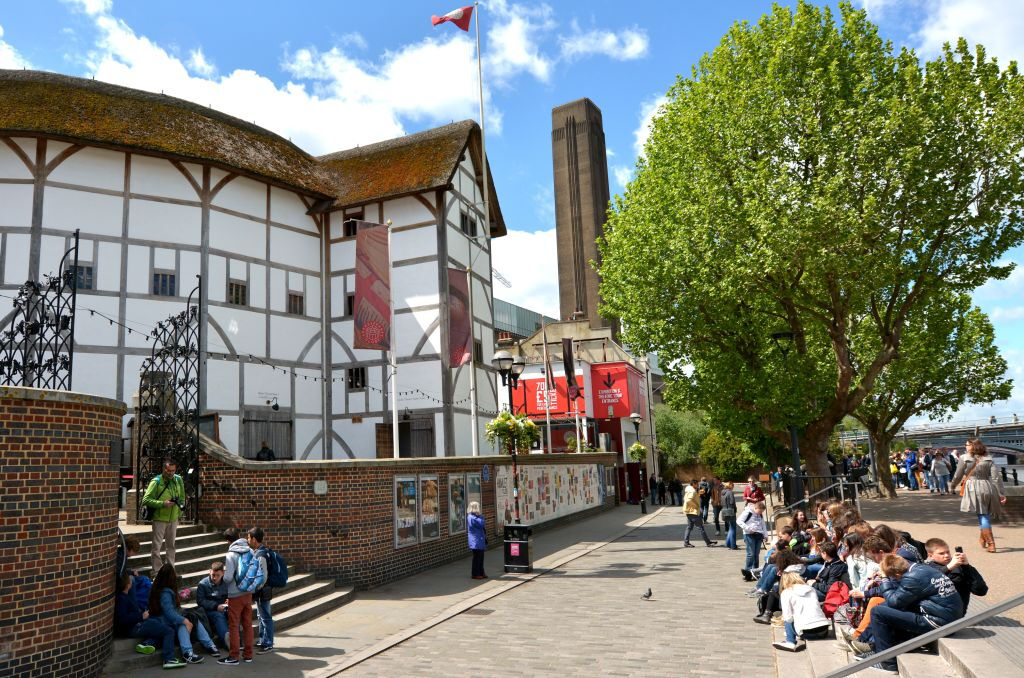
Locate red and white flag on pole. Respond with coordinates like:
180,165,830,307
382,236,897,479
431,5,474,31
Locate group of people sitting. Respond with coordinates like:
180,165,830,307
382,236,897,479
742,499,987,674
113,527,275,669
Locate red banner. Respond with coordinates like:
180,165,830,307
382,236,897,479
512,376,574,419
353,221,391,350
590,362,646,419
447,268,472,367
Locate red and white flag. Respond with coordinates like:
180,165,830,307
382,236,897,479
431,5,473,31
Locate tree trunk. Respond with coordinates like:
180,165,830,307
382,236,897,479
870,431,897,499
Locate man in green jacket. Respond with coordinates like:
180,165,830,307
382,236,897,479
142,459,186,574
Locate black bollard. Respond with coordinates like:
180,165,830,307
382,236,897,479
1014,469,1019,486
1002,467,1008,483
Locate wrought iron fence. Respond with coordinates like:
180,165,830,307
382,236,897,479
0,230,79,389
134,277,202,524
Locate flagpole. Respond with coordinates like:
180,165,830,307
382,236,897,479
388,219,399,458
541,318,552,454
468,265,479,456
473,1,487,458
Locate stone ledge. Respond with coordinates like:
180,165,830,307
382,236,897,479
0,385,127,413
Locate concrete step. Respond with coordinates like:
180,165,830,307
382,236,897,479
898,651,957,678
175,564,299,590
771,623,815,678
272,585,355,629
177,570,310,603
127,538,228,571
134,529,224,553
804,627,850,676
937,628,1024,678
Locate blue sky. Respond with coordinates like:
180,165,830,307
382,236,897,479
3,0,1024,423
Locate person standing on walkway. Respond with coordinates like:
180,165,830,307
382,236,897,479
683,479,717,547
743,476,765,506
931,451,952,495
220,532,262,665
710,478,723,535
657,477,667,506
951,438,1007,553
738,501,767,580
468,501,487,579
698,476,712,521
248,528,274,654
720,481,738,549
904,449,919,490
648,474,658,506
142,459,185,575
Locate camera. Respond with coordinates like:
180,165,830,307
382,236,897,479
175,498,185,510
954,546,963,554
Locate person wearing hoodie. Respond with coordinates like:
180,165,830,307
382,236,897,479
773,571,830,652
196,561,230,649
682,479,717,547
809,542,849,601
114,573,179,668
220,531,264,665
149,563,217,665
855,555,964,674
720,482,738,550
248,528,275,654
924,538,988,612
738,501,767,580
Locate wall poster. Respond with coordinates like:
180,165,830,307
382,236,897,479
449,473,467,535
495,463,602,527
467,472,482,514
394,475,418,548
420,474,440,541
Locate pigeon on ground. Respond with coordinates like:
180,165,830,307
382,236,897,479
640,588,652,601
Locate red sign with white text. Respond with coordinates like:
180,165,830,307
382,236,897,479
590,362,646,420
512,376,584,419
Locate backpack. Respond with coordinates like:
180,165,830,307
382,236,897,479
262,547,288,588
233,550,264,593
823,581,850,619
134,575,153,611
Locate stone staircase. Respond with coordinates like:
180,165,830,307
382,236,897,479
102,525,354,674
771,600,1024,678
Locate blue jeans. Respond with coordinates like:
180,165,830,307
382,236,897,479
869,604,935,655
936,474,949,493
256,589,274,647
756,564,778,591
724,516,737,549
684,515,713,545
207,609,229,647
134,618,176,663
785,620,829,644
744,533,763,570
805,562,823,578
907,470,918,490
927,472,937,490
173,617,213,656
978,513,991,530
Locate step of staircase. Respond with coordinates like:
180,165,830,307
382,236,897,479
127,539,229,573
898,651,957,678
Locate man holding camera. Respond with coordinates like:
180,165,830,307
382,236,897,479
142,458,186,574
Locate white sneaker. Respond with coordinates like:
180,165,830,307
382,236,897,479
772,640,805,652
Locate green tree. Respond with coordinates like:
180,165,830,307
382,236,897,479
855,293,1010,497
654,403,708,469
599,1,1024,477
700,430,764,481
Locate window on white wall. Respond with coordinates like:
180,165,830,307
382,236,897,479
347,367,367,390
343,219,359,238
459,210,478,238
345,292,355,317
74,264,94,290
287,292,304,316
227,281,247,306
474,339,482,364
152,271,176,296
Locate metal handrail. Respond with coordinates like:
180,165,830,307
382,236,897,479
770,478,860,520
818,592,1024,677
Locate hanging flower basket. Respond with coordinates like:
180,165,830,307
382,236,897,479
628,442,648,462
485,410,541,455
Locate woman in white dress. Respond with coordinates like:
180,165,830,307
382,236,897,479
950,438,1007,553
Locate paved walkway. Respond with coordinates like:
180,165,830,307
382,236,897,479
124,504,773,677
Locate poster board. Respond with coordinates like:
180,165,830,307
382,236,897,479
420,474,440,541
449,473,467,535
495,463,602,527
467,472,482,514
394,475,418,548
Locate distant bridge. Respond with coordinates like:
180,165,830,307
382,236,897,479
841,419,1024,463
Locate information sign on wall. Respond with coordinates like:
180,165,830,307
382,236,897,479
495,463,602,527
420,475,440,541
394,476,418,548
449,473,467,535
467,472,482,513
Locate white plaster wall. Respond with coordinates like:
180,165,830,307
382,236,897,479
71,352,118,400
294,367,322,412
243,362,290,407
330,240,355,270
44,187,122,237
210,210,264,259
0,140,33,179
208,306,264,357
271,226,319,270
269,316,321,362
180,250,200,292
97,242,121,291
451,411,473,456
393,262,439,311
3,234,28,283
206,359,240,411
129,198,201,245
395,309,441,356
269,268,286,312
0,184,32,227
249,264,266,309
383,195,434,226
295,418,322,459
218,415,240,454
212,175,264,218
270,187,317,233
48,146,124,192
125,244,149,295
332,418,376,459
208,255,226,303
130,155,198,201
392,226,437,261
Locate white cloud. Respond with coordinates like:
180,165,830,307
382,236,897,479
485,0,555,83
560,23,649,61
606,148,615,157
612,165,631,188
633,94,667,157
492,228,560,319
186,48,215,77
63,0,111,15
989,306,1024,321
0,25,30,69
911,0,1024,66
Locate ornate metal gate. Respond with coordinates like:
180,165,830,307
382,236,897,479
135,277,202,523
0,230,79,389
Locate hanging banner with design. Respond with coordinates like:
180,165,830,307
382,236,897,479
354,221,391,350
447,267,472,366
562,337,582,401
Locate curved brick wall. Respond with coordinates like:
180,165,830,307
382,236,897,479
0,387,126,677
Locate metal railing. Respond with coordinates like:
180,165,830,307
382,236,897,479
819,592,1024,677
769,476,862,527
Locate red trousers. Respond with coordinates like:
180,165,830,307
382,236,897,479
228,593,254,660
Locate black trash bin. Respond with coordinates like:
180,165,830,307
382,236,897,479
503,524,533,573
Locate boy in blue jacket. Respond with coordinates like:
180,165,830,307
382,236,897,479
857,554,963,674
113,573,178,667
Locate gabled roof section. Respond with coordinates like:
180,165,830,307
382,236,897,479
319,120,506,237
0,70,337,197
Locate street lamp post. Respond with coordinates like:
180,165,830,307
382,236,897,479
631,412,647,515
493,350,526,523
771,331,804,508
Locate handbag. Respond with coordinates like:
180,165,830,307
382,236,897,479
142,478,170,521
959,461,978,497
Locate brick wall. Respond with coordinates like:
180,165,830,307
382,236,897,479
0,386,126,677
198,446,619,588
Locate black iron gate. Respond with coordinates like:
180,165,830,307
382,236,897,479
0,230,79,389
135,277,202,523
